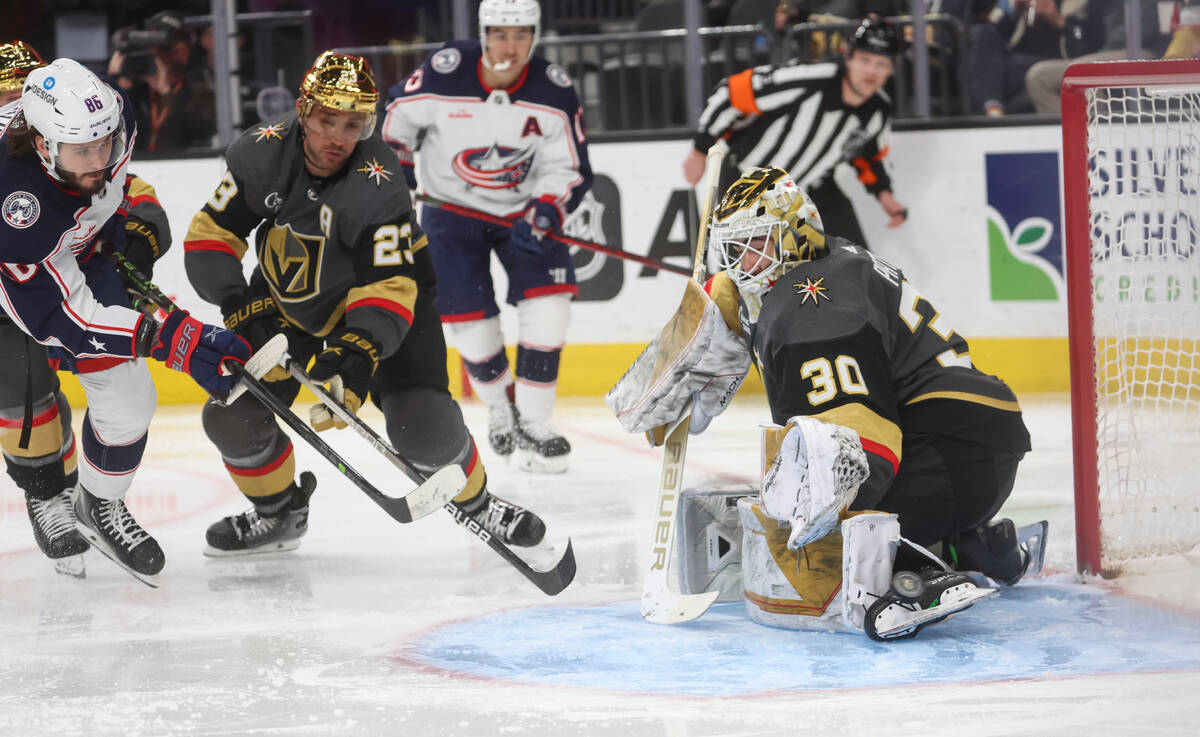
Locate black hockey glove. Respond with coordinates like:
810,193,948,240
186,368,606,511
307,328,380,431
220,286,292,381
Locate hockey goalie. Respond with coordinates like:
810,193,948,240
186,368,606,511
607,166,1047,640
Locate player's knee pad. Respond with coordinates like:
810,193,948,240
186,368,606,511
446,316,505,363
202,394,280,458
381,387,471,469
74,359,156,444
516,293,571,348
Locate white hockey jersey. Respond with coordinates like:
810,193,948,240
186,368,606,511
0,91,142,359
382,41,592,224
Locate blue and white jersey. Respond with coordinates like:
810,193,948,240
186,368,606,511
382,40,592,224
0,87,142,359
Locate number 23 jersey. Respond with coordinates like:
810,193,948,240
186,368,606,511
752,238,1031,496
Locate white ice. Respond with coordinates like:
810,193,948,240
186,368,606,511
2,395,1199,736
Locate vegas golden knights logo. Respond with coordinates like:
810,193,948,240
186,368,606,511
261,223,325,300
714,167,786,221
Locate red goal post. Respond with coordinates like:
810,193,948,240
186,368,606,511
1062,59,1200,577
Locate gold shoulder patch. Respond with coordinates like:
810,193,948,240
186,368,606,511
794,276,830,306
252,122,286,143
356,157,394,187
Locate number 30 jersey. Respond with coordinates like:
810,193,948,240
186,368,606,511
751,238,1031,502
183,110,434,357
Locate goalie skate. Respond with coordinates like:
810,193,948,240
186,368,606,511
1017,520,1049,579
864,569,997,642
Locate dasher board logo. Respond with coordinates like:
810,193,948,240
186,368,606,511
984,152,1064,301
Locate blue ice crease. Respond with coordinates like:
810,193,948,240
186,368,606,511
403,582,1200,695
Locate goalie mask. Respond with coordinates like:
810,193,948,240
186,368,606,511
298,51,379,140
709,167,825,320
478,0,541,72
0,41,44,97
21,59,128,182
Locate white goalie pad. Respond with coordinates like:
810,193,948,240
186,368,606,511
760,416,870,550
675,489,753,602
841,512,901,631
605,280,750,436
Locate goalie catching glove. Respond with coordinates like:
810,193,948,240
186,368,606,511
760,416,870,550
136,309,251,399
307,328,380,431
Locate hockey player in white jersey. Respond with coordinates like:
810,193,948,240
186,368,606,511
0,57,251,584
382,0,593,474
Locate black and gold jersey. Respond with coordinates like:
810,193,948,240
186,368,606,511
752,237,1030,502
183,110,434,357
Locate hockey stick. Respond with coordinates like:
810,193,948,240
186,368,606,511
641,140,728,624
108,254,462,525
415,194,692,277
281,355,576,595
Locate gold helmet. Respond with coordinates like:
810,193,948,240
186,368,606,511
708,167,825,316
297,51,379,139
0,40,44,93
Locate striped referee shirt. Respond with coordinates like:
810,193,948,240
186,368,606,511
693,61,893,196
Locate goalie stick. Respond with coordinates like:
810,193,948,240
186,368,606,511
109,254,462,526
642,140,728,625
280,352,576,596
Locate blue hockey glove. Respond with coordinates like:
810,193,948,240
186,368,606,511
510,201,561,256
145,310,252,399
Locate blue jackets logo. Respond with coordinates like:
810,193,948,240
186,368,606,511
452,144,534,189
3,191,40,229
984,152,1064,301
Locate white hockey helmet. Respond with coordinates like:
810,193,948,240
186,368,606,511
708,167,825,317
21,58,126,180
478,0,541,72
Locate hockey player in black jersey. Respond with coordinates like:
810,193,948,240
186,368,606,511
683,16,908,250
711,166,1036,577
0,55,251,583
610,165,1044,639
183,51,548,557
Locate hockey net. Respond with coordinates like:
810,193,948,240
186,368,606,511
1063,60,1200,576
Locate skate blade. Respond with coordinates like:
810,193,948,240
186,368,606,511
516,450,569,474
75,525,160,589
53,554,86,579
1017,520,1049,578
873,585,998,638
203,538,303,558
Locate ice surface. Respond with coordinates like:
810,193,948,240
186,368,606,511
2,396,1198,736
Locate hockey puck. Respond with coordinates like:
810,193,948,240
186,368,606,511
890,570,925,603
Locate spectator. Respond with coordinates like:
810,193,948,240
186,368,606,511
965,0,1068,116
1163,1,1200,59
108,10,216,152
1025,0,1167,115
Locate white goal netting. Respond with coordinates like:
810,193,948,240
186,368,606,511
1084,81,1200,571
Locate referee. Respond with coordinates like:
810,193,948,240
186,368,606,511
683,16,907,250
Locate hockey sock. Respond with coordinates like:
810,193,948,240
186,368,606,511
448,317,513,407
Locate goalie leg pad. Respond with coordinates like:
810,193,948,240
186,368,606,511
675,489,753,602
737,497,846,631
840,512,901,631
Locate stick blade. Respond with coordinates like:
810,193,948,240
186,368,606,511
641,589,720,624
397,465,467,522
526,538,576,596
225,334,290,404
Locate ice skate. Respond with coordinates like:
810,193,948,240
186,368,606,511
462,489,546,547
865,569,997,642
75,487,165,586
515,417,570,474
946,518,1047,586
26,489,89,578
205,472,316,557
487,401,518,456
